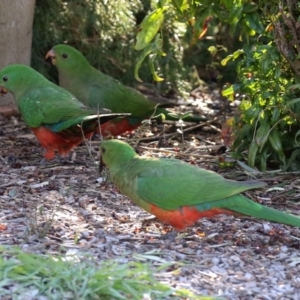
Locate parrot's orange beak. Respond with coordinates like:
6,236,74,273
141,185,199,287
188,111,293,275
46,49,56,65
0,87,8,96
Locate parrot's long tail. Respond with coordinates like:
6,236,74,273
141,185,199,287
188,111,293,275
156,107,207,123
195,194,300,228
47,113,129,133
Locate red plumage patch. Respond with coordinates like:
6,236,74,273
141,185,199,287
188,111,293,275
98,118,139,136
32,126,93,160
150,204,235,230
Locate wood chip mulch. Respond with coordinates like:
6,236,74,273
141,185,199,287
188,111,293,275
1,88,300,299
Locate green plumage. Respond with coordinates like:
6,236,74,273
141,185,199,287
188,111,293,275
203,194,300,227
100,139,300,229
48,44,206,125
0,65,130,160
0,64,119,131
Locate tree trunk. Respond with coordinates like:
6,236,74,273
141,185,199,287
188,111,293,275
0,0,36,107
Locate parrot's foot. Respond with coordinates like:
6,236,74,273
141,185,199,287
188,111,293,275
58,156,73,164
59,151,76,164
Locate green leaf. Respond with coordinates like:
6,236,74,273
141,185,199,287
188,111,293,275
208,46,218,56
222,0,234,9
228,5,244,26
248,140,258,167
295,129,300,146
274,64,281,79
244,13,265,34
149,54,164,81
221,54,233,66
286,149,300,171
134,44,153,82
271,107,280,124
260,148,267,171
288,84,300,91
268,129,283,153
221,49,243,66
171,0,189,13
221,85,234,96
255,122,270,148
237,160,262,173
286,97,300,107
158,0,169,8
232,49,244,59
134,7,166,51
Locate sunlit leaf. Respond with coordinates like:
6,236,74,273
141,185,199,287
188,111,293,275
134,44,153,82
208,46,218,55
149,54,164,81
221,55,233,66
134,7,166,51
232,49,244,59
228,5,244,26
222,84,235,95
171,0,189,13
244,13,265,34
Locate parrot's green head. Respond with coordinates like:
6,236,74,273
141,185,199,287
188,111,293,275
46,44,90,75
0,64,47,101
99,139,138,171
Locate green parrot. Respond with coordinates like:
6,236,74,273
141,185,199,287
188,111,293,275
99,139,300,230
46,44,206,136
0,64,128,160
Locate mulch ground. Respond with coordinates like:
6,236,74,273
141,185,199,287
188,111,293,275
1,88,300,299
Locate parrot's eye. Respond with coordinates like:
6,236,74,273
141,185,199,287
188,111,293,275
62,53,68,59
2,76,8,82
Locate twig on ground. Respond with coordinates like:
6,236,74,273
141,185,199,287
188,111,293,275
138,116,223,142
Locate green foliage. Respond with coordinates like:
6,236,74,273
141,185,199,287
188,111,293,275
31,0,196,95
222,0,300,171
133,0,264,83
32,0,300,170
133,0,300,170
0,247,214,299
32,0,246,96
32,0,143,84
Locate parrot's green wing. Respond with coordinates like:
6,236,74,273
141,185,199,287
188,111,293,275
88,78,156,117
133,158,266,210
19,85,98,128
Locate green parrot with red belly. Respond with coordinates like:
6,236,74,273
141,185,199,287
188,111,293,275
0,64,128,160
46,44,206,137
99,139,300,230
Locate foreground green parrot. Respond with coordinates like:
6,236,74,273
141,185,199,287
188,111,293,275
46,44,206,136
0,65,128,160
100,139,300,230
